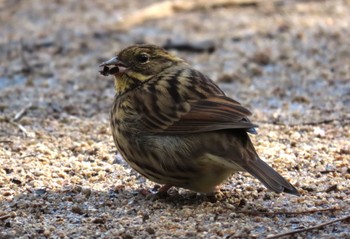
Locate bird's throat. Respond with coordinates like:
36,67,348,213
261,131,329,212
114,72,152,95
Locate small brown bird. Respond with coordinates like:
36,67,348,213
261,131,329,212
100,44,299,196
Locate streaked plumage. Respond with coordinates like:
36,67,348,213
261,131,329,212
100,44,299,196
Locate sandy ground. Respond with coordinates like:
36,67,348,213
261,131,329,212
0,0,349,238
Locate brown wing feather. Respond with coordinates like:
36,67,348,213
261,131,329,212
133,67,257,134
140,95,257,134
162,96,257,134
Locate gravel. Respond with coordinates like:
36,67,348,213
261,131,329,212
1,0,349,238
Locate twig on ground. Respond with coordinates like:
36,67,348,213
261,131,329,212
19,39,33,74
0,140,13,144
163,39,216,53
258,117,350,126
109,0,265,30
9,121,29,136
13,103,32,122
20,153,38,159
238,206,342,216
0,103,34,137
0,212,16,221
266,214,350,238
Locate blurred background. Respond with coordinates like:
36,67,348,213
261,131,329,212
1,0,349,125
0,0,349,238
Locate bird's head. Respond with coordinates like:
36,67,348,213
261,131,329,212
99,44,185,94
99,44,185,93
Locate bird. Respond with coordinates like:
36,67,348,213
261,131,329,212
99,44,299,196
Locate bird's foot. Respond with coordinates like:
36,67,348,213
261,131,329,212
206,186,226,202
139,184,173,200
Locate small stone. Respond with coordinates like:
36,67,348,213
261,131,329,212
92,218,106,224
81,187,91,197
326,184,338,193
142,214,150,222
251,51,271,65
71,205,84,215
145,227,155,235
313,127,325,137
123,234,133,239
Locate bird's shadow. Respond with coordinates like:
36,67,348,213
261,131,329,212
1,184,265,215
0,181,307,239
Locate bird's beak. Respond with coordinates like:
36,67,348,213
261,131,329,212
99,56,120,67
99,56,129,76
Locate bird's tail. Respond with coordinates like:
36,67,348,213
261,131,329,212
243,140,299,196
244,156,299,195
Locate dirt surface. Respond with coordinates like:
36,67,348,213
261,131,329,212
1,0,350,238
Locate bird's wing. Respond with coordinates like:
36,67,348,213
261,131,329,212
138,95,257,134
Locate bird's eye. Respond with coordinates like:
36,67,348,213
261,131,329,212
137,53,150,64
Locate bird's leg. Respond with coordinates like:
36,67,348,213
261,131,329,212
206,186,225,202
214,186,225,199
141,184,173,200
156,184,173,197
